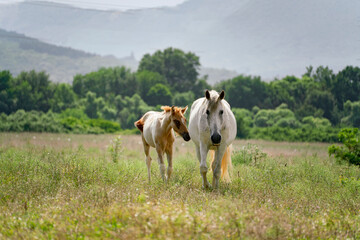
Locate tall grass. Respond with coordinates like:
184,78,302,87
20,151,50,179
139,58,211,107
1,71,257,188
0,133,359,239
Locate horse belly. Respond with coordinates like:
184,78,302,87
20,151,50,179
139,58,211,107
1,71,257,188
143,121,157,148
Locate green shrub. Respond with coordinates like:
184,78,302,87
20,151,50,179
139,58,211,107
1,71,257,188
0,110,64,133
108,136,123,163
232,143,267,166
250,126,339,142
60,117,121,134
87,119,121,133
329,128,360,166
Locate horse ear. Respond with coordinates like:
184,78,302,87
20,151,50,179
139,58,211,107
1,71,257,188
218,90,225,101
205,90,210,100
171,105,175,115
181,106,188,114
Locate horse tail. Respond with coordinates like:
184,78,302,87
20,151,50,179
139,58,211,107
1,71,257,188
134,118,144,132
209,144,232,183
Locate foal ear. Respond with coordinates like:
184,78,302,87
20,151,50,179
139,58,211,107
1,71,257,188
218,90,225,101
181,105,188,114
171,105,175,115
205,90,210,100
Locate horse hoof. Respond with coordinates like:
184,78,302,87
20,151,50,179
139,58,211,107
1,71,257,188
202,181,211,190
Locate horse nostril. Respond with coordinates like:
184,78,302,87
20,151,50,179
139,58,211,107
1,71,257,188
183,133,191,142
211,133,221,144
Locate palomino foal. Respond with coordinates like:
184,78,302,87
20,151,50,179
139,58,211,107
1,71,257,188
135,106,190,182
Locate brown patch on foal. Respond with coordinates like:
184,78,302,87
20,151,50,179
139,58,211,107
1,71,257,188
134,119,144,132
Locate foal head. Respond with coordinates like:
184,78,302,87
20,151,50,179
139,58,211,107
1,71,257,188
161,105,191,141
204,90,226,146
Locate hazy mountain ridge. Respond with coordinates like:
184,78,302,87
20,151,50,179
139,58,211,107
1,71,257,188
0,28,236,84
0,29,138,83
0,0,359,79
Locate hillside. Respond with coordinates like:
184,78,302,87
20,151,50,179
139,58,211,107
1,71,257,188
0,29,138,83
0,28,236,84
0,0,359,79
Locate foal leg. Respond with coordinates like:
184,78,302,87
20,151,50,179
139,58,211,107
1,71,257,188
212,145,226,189
199,143,210,189
155,145,166,181
165,143,173,182
142,136,152,182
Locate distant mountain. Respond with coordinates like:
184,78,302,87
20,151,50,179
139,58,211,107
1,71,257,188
0,0,359,79
0,28,236,84
0,29,137,83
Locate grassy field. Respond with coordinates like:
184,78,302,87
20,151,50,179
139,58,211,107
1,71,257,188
0,132,359,239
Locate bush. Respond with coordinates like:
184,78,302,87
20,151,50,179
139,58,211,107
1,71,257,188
61,117,121,134
232,108,253,138
232,143,267,166
250,126,339,142
0,110,64,132
329,128,360,166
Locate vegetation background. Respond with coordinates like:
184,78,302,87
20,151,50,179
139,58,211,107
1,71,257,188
1,47,359,142
1,0,360,238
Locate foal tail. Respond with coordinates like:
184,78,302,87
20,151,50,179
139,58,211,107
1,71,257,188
209,144,233,183
134,118,144,132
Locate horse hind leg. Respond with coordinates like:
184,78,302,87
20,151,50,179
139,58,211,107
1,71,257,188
155,146,166,182
142,136,152,182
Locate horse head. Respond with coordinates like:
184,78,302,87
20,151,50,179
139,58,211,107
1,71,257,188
204,90,225,146
161,105,191,141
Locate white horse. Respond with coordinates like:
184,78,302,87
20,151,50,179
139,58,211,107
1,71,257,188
135,106,190,182
188,90,237,189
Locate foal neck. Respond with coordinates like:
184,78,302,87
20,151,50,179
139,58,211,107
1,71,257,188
161,111,173,133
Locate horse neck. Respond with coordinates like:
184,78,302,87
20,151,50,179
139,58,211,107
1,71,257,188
160,112,173,133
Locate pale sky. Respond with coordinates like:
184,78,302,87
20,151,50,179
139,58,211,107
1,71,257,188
0,0,187,10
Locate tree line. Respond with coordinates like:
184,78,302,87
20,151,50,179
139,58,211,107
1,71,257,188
1,47,359,141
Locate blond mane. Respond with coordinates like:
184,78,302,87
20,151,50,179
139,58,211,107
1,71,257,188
161,106,182,114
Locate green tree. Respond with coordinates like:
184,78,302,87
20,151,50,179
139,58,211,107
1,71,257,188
138,47,200,92
216,75,268,109
304,88,336,121
232,108,253,138
191,77,212,99
84,91,99,119
117,94,153,129
12,70,54,112
341,100,360,127
51,83,76,112
0,70,13,114
173,91,195,107
332,66,360,110
73,67,137,99
136,70,167,100
146,83,172,106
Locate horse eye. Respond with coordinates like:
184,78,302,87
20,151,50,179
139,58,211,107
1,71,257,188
174,120,181,129
206,110,210,115
220,110,224,115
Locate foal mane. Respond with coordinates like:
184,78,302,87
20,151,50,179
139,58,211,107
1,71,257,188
161,106,182,115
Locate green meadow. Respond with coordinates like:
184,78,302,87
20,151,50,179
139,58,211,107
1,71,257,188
0,133,359,239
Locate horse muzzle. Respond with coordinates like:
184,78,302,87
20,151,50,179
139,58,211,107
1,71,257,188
182,132,191,142
211,133,221,145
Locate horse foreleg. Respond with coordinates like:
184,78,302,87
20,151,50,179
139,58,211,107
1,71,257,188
212,145,226,189
165,144,173,182
155,145,166,181
199,143,210,189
